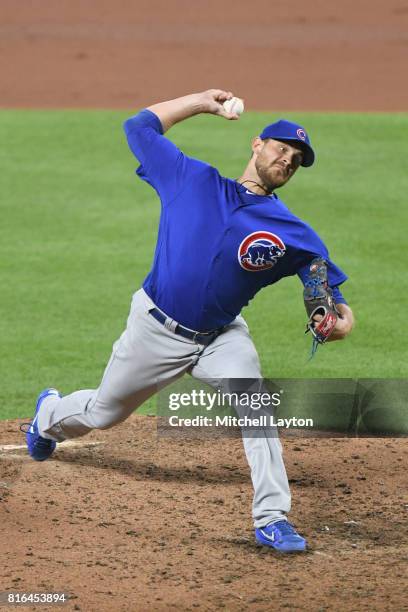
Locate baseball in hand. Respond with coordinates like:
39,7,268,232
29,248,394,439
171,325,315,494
223,97,244,116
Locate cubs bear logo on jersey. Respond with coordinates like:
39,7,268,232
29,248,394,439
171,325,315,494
238,231,286,272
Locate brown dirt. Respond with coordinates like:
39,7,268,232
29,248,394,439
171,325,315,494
1,418,407,611
0,0,407,111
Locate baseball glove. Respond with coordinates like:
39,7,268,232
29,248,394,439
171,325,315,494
303,257,338,356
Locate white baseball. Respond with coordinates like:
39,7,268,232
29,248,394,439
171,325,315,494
223,97,244,116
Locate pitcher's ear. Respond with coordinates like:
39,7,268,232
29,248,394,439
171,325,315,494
252,136,265,155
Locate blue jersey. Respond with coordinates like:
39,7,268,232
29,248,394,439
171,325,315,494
124,110,348,332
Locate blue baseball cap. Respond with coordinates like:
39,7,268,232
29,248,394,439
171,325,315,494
259,119,315,167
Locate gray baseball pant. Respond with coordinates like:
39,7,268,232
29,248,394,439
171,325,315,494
37,288,291,528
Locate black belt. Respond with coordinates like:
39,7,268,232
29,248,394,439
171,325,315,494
149,308,224,346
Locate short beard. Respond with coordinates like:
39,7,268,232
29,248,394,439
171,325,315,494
255,160,286,193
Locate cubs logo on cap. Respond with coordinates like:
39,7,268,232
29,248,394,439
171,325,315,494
259,119,315,167
296,128,306,141
238,231,286,272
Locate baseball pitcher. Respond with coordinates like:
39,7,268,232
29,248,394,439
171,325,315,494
23,89,354,553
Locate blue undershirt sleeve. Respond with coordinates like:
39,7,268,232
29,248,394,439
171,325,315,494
331,286,348,305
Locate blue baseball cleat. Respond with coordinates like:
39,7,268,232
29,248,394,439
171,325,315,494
23,388,61,461
255,520,307,553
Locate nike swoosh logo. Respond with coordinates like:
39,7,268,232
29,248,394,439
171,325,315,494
260,528,275,541
245,190,256,195
29,414,38,434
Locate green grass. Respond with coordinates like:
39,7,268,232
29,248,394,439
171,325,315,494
1,110,407,420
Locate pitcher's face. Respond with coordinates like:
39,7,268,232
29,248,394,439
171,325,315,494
254,138,304,190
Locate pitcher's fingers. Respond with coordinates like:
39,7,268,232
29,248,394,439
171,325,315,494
216,107,240,120
211,89,234,102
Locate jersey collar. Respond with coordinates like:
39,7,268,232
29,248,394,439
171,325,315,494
234,181,278,204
